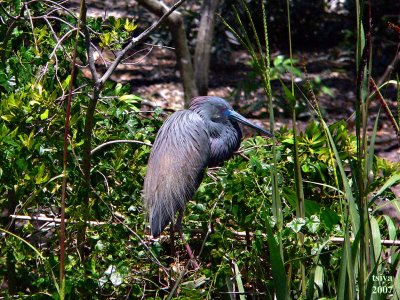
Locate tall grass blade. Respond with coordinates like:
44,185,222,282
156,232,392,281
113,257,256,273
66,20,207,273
365,250,381,300
314,265,324,297
369,216,382,263
306,239,332,299
318,117,360,233
265,219,288,300
221,2,286,298
370,174,400,203
225,276,235,300
365,110,380,179
259,4,287,296
232,260,246,300
394,261,400,300
309,99,358,298
339,226,357,300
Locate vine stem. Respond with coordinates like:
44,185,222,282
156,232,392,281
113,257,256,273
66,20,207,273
59,0,86,295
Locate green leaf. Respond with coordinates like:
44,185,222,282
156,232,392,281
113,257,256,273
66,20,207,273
35,164,49,184
273,55,284,67
320,208,340,231
124,19,138,32
279,79,296,107
369,216,381,262
110,270,123,286
40,109,49,120
1,115,14,122
115,83,123,95
99,32,112,47
287,217,306,233
304,200,321,217
119,94,143,103
314,265,324,296
16,158,28,171
306,215,320,233
371,174,400,203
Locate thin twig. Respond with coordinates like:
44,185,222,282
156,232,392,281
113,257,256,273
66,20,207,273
91,139,152,155
329,237,400,246
10,215,109,226
121,46,154,65
197,192,224,258
235,152,250,161
96,0,186,88
377,43,400,86
167,260,191,300
24,2,39,54
369,77,400,142
81,3,98,82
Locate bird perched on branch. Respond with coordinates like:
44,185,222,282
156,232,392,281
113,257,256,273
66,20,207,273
143,96,272,267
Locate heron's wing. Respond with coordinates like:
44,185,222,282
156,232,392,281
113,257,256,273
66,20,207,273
143,110,210,237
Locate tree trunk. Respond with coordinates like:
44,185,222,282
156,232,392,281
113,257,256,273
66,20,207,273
136,0,198,107
194,0,221,95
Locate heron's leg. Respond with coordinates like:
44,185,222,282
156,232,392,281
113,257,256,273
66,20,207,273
170,222,176,256
175,209,200,270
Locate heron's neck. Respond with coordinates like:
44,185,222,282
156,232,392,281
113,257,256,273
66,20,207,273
207,121,242,167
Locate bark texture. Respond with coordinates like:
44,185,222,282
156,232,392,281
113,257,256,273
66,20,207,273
194,0,221,95
137,0,198,107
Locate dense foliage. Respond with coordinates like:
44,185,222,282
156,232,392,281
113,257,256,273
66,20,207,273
1,0,399,299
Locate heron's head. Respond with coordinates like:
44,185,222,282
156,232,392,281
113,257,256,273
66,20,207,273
189,96,273,137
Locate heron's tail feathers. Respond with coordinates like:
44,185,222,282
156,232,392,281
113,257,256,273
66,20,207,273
150,210,171,238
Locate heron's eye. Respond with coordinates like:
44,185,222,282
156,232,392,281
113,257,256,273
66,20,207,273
211,113,223,122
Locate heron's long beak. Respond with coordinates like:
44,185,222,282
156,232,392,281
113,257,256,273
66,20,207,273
228,110,273,137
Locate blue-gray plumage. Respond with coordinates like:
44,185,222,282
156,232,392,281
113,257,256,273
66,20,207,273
143,96,272,238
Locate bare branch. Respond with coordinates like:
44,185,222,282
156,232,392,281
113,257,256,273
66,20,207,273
121,46,154,65
81,2,99,82
10,214,108,226
377,43,400,86
97,0,186,88
24,2,39,54
329,237,400,246
91,139,152,155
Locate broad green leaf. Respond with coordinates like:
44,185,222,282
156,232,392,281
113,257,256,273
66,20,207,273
369,216,381,263
99,32,112,47
119,94,143,103
1,115,14,122
40,109,49,120
124,19,138,32
115,83,122,95
306,215,320,233
287,217,306,233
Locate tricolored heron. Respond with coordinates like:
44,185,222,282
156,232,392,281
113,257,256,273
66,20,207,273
143,96,272,268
